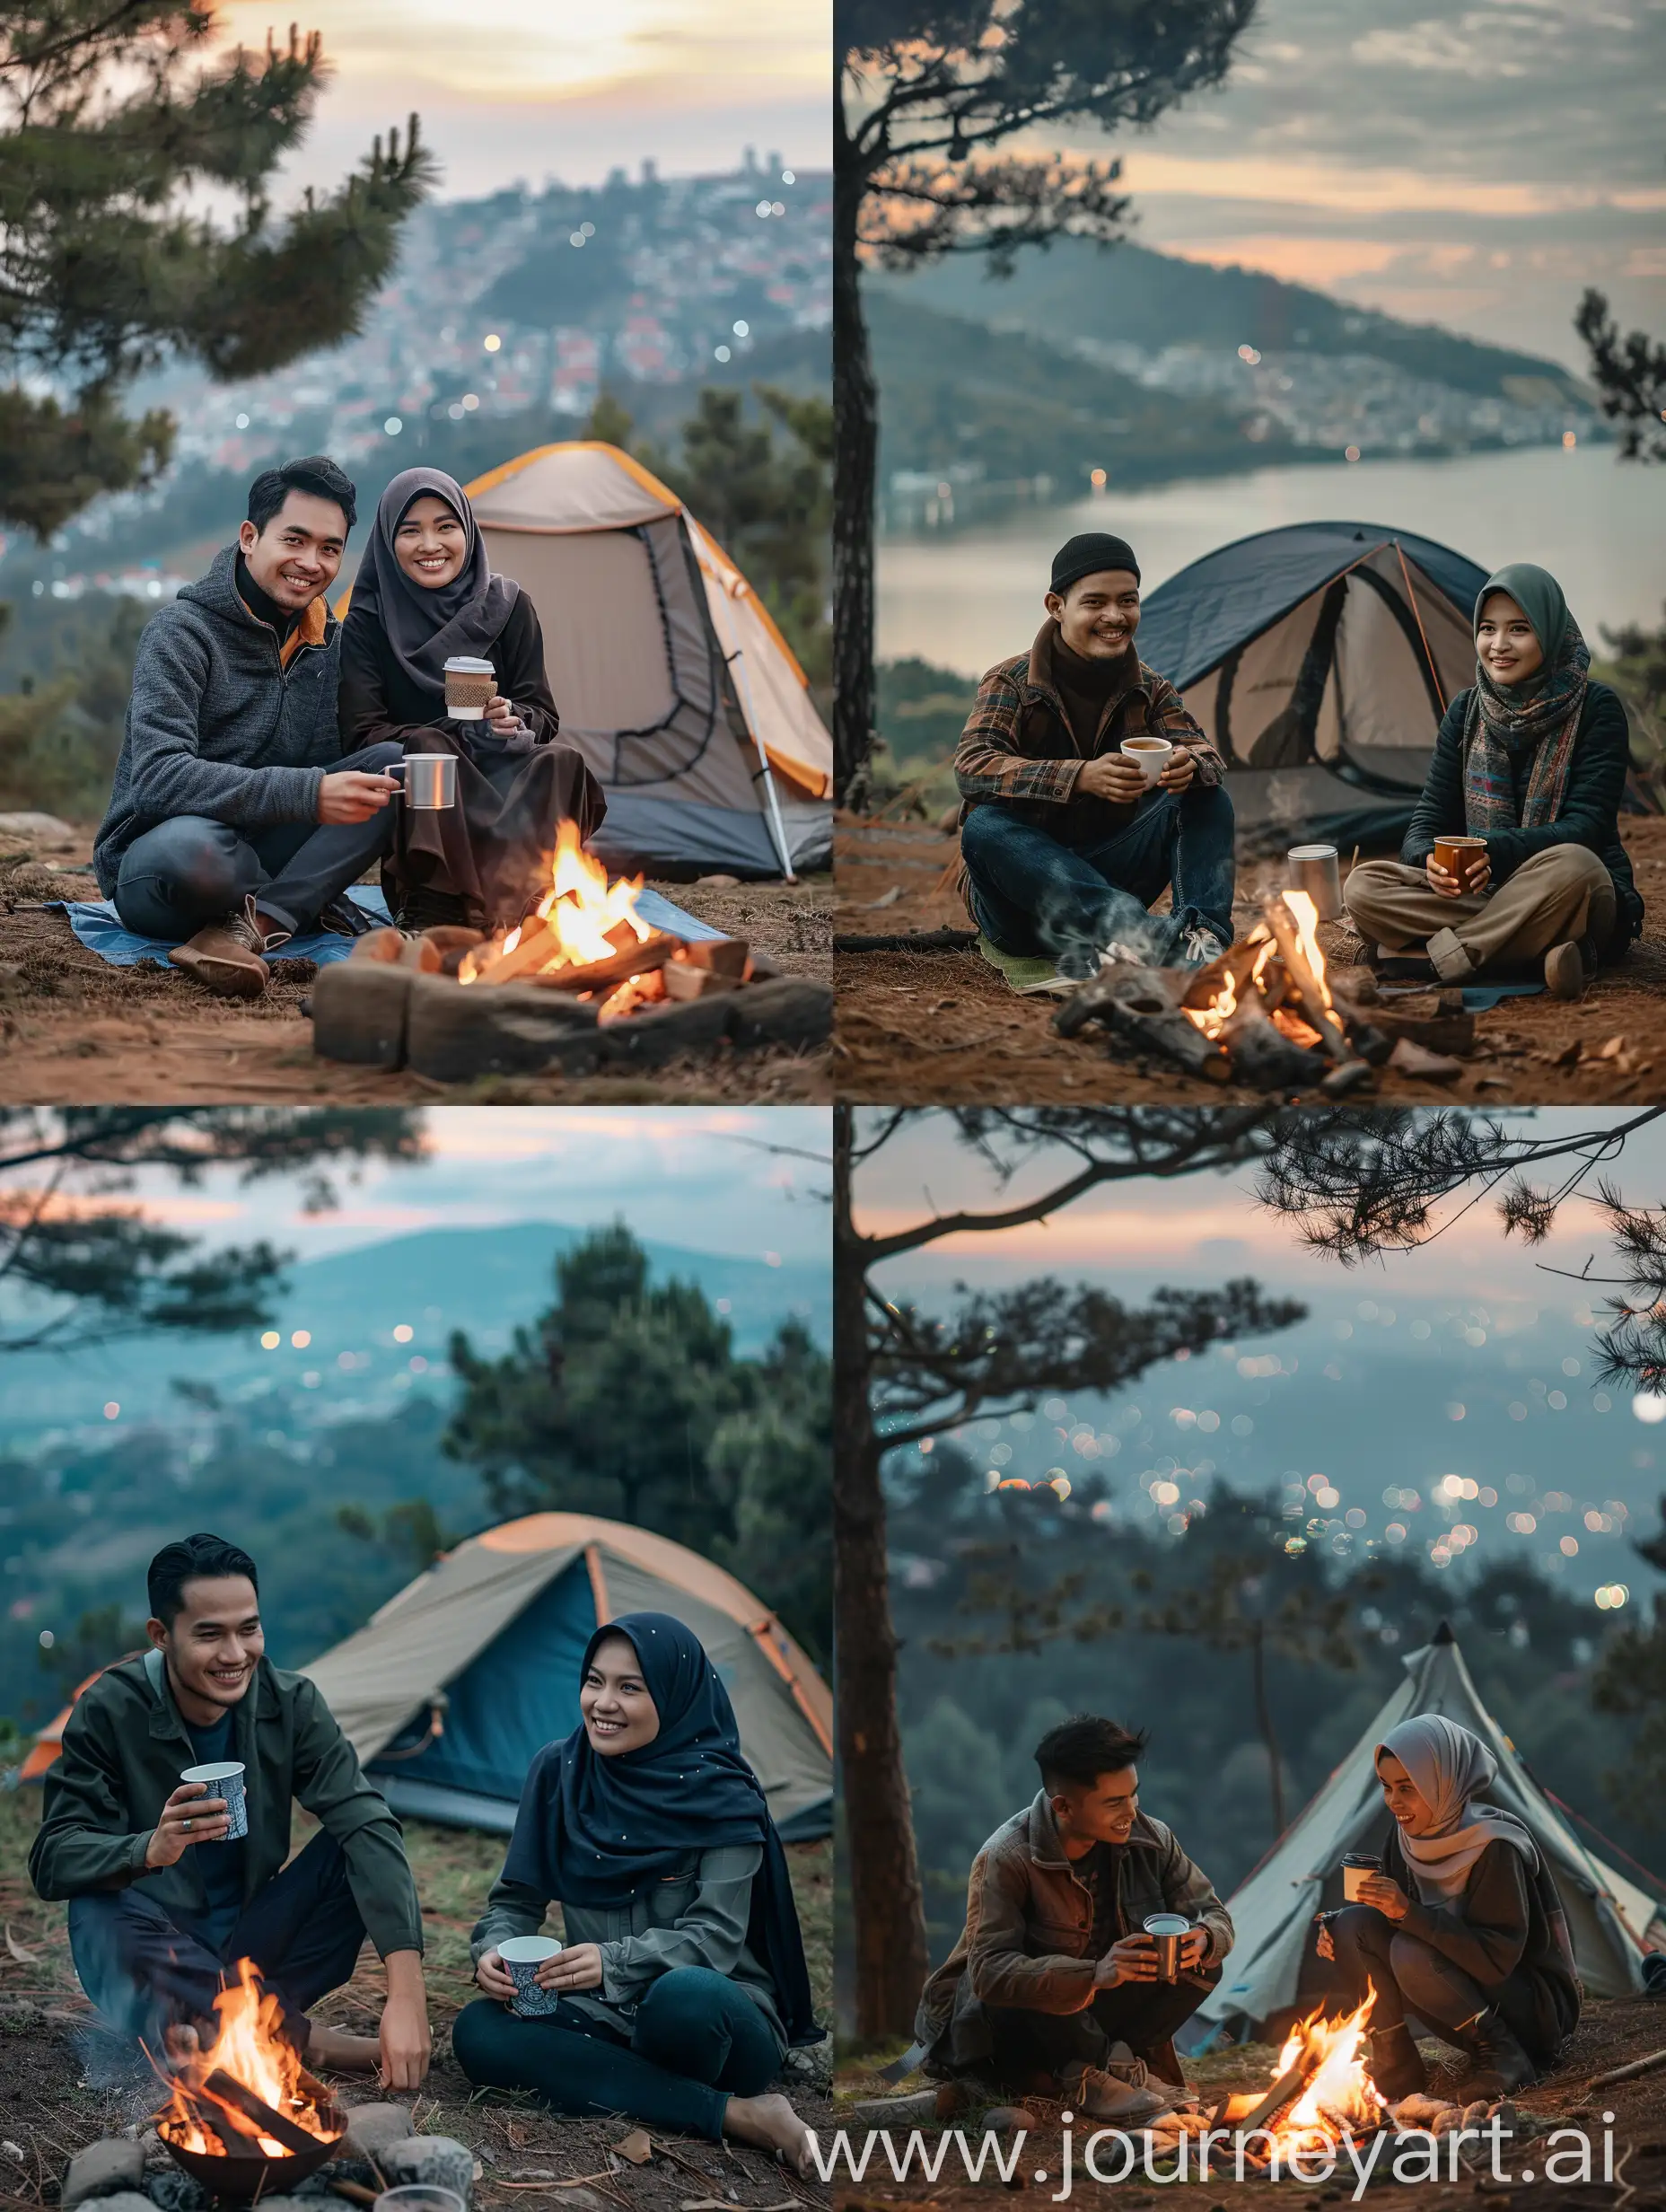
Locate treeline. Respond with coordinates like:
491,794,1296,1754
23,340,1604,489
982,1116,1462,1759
0,1225,829,1740
888,1443,1661,1964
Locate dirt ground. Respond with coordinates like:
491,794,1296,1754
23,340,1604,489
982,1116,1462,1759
0,822,831,1107
831,1996,1666,2212
834,815,1666,1106
0,1791,833,2210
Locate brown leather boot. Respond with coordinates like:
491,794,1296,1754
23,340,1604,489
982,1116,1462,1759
169,895,289,999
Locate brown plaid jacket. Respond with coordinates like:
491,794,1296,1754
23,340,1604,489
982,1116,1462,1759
951,621,1224,915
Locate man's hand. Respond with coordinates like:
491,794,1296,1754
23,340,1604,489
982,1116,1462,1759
538,1941,605,1993
1093,1934,1159,1988
474,1947,517,2002
1179,1926,1210,1968
144,1783,228,1868
1076,754,1150,804
318,770,399,824
1425,851,1489,900
1355,1874,1411,1921
1158,750,1197,792
379,1952,431,2090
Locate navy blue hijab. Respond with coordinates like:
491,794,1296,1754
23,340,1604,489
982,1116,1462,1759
501,1611,818,2044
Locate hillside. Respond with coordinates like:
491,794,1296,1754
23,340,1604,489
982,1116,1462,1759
871,236,1587,401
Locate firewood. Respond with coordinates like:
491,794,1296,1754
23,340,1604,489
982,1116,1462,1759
522,930,681,994
1220,985,1328,1092
467,919,559,985
1388,1038,1464,1084
1054,968,1231,1082
1235,2044,1327,2135
1320,1058,1375,1097
682,937,749,978
1265,895,1351,1062
662,962,740,1001
201,2068,330,2155
311,962,412,1069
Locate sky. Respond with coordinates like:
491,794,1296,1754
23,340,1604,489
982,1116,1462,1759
215,0,831,200
859,1110,1666,1604
1049,0,1665,368
3,1106,832,1268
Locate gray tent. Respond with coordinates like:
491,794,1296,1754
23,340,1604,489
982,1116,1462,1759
1193,1622,1654,2045
302,1513,832,1840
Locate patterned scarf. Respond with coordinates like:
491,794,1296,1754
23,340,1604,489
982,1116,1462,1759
1462,566,1589,834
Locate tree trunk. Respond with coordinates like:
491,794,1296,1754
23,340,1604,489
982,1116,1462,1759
832,96,878,807
833,1105,930,2039
1250,1622,1286,1838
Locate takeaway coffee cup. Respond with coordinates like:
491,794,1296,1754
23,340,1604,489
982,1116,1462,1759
1143,1912,1191,1982
497,1934,564,2016
443,655,495,720
392,753,458,810
1286,842,1343,922
1120,735,1172,787
180,1760,247,1841
1434,834,1487,890
1341,1851,1382,1903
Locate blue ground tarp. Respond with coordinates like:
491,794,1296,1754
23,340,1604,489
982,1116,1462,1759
55,883,722,969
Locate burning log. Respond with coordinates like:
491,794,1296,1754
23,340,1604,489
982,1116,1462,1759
1265,892,1352,1063
1218,982,1328,1092
1055,966,1232,1083
202,2068,326,2156
522,929,681,995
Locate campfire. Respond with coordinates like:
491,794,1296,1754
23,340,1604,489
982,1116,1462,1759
153,1959,345,2201
1153,1994,1386,2170
309,822,833,1079
1055,890,1477,1094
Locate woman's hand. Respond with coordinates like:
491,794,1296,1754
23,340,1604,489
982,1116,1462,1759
484,692,526,735
474,1948,518,2003
1314,1918,1336,1962
1356,1874,1411,1920
536,1942,605,1993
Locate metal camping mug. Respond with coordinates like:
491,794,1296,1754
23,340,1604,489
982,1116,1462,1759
1286,842,1343,921
1143,1912,1191,1982
395,753,457,811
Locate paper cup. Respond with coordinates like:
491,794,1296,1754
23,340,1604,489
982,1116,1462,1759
180,1761,247,1841
1341,1855,1382,1903
1120,737,1172,787
496,1934,563,2016
443,656,495,722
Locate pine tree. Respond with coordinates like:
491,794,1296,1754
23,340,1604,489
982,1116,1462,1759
0,0,435,538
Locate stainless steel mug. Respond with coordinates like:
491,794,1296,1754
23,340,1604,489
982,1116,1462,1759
396,753,457,810
1286,842,1343,921
1143,1912,1191,1981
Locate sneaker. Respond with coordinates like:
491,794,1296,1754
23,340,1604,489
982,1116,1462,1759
1174,921,1230,970
1543,940,1591,999
169,895,289,999
393,886,472,933
1058,2059,1171,2124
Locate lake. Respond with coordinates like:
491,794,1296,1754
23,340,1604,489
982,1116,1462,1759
875,443,1664,678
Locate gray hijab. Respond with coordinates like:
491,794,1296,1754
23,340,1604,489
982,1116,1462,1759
1377,1715,1538,1903
348,467,519,711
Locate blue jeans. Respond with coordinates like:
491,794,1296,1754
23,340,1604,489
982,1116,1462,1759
961,782,1236,973
113,740,403,938
66,1830,367,2053
451,1966,784,2142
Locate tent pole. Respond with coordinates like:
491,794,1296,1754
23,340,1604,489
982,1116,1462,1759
705,581,798,882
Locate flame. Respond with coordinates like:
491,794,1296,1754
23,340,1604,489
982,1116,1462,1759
1282,889,1334,1008
534,821,650,968
1185,963,1237,1040
156,1959,338,2157
1203,1993,1384,2160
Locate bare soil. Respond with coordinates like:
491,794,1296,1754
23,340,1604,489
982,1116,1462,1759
834,815,1666,1106
0,1792,832,2211
0,826,831,1106
832,1997,1666,2212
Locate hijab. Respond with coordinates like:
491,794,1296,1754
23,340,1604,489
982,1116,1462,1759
1376,1715,1539,1903
501,1611,819,2043
346,467,519,710
1463,562,1590,833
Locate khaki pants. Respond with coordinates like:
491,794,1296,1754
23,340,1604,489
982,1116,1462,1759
1343,846,1615,983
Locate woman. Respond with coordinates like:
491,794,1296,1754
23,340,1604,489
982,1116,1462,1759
1342,563,1640,997
451,1613,820,2173
339,467,604,932
1318,1716,1578,2102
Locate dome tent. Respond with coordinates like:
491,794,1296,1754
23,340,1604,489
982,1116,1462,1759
1135,521,1489,855
299,1513,832,1841
1187,1621,1654,2050
460,443,831,881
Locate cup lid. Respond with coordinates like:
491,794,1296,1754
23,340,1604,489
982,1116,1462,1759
497,1935,563,1962
180,1762,245,1782
443,656,495,672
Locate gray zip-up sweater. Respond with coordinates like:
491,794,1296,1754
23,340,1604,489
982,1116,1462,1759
93,545,346,895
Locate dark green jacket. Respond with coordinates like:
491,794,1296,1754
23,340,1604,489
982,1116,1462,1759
1402,680,1641,945
28,1652,423,1961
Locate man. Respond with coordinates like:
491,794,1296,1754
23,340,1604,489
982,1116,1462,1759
29,1533,431,2085
915,1716,1232,2120
954,532,1235,988
92,456,405,999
